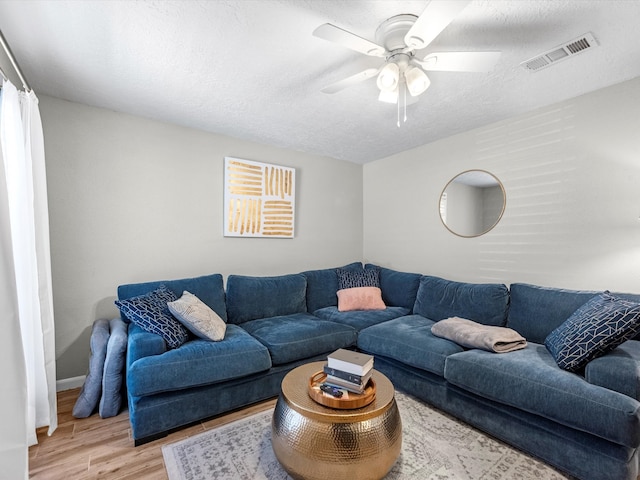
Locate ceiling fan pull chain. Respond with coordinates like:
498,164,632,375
397,92,401,128
403,83,408,123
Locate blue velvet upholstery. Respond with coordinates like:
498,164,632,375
239,313,357,365
586,340,640,401
127,324,271,397
358,315,464,376
73,318,110,418
313,306,410,331
413,275,509,326
507,283,597,344
226,273,307,324
444,344,640,448
118,273,227,321
302,262,362,312
127,323,167,365
120,266,640,480
128,355,328,444
366,264,422,310
99,317,128,418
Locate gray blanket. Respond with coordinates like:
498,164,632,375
431,317,527,353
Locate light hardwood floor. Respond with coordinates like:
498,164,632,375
28,388,277,479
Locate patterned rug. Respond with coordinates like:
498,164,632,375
162,391,571,480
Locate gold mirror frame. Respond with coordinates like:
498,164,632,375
439,170,506,238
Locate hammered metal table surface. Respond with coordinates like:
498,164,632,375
271,361,402,480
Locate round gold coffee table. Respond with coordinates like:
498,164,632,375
271,361,402,480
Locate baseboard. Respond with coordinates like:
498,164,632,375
57,375,85,392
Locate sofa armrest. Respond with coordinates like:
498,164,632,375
585,340,640,401
126,323,167,366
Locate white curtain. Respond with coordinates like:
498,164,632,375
0,79,57,478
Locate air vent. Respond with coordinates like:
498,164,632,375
520,32,598,72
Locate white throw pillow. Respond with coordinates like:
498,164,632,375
168,291,227,341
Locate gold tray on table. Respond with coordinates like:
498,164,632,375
307,371,376,409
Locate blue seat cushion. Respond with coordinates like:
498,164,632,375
302,262,362,312
413,276,509,326
73,318,110,418
358,315,464,376
226,273,307,324
444,344,640,448
127,324,271,397
365,264,422,310
313,306,410,331
586,340,640,401
99,317,128,418
239,313,357,365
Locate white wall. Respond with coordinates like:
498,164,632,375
40,96,363,380
364,76,640,293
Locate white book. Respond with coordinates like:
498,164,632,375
327,349,374,376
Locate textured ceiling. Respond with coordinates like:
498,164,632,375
1,0,639,164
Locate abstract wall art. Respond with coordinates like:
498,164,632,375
223,157,295,238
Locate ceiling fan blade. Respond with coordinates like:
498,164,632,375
313,23,386,57
320,68,380,94
416,51,501,72
404,0,471,50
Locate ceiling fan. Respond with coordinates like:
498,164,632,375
313,0,501,112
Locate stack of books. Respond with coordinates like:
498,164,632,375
324,348,374,394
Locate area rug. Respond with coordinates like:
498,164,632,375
162,391,571,480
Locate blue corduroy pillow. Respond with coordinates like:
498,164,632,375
545,292,640,372
115,285,189,349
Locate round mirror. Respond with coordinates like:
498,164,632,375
439,170,505,237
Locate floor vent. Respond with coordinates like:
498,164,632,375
520,32,598,72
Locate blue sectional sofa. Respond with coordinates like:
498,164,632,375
118,263,640,480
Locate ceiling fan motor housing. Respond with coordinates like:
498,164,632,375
375,14,419,53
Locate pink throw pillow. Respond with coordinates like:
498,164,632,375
337,287,386,312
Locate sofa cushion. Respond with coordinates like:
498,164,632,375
127,324,271,397
413,276,509,326
115,285,189,349
117,273,227,321
358,315,464,376
314,306,410,332
73,318,110,418
99,317,128,418
239,313,357,365
444,344,640,448
226,273,307,324
366,264,422,310
168,291,227,341
545,292,640,372
507,283,599,344
302,262,362,312
586,340,640,401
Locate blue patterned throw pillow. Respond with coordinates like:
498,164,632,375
115,285,189,349
545,292,640,372
336,267,380,290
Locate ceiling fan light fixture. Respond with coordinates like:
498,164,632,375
378,87,399,104
376,62,400,92
405,66,430,97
